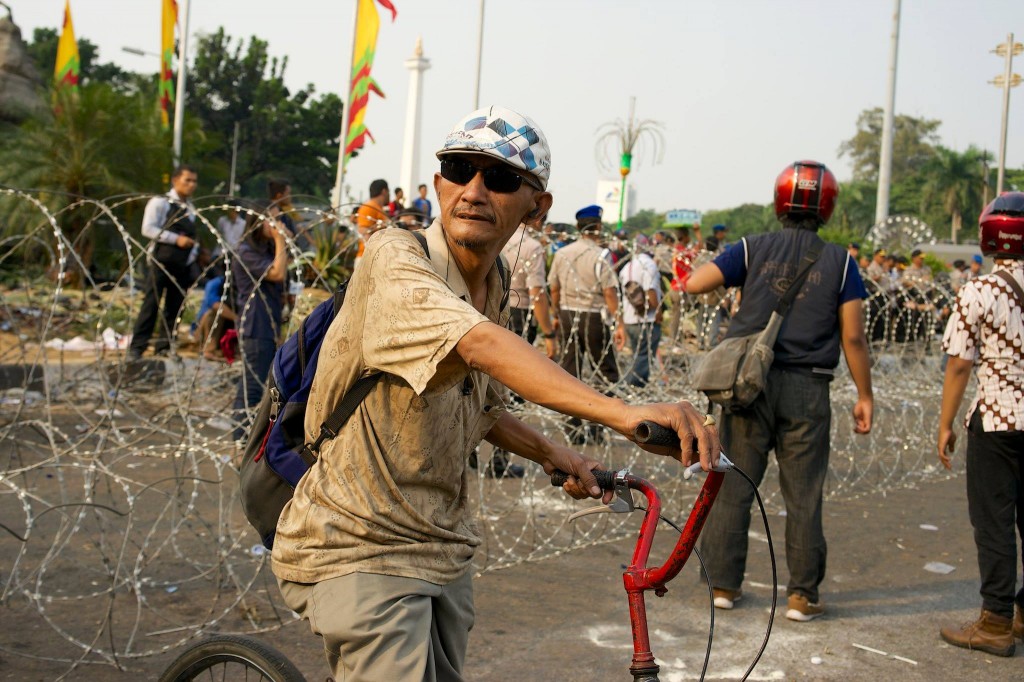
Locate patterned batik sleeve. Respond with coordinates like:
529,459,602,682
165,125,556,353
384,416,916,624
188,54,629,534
942,283,982,361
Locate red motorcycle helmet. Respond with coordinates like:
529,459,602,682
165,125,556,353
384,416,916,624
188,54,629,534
773,160,839,225
979,192,1024,260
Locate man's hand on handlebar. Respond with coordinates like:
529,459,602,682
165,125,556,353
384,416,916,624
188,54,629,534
619,402,721,471
539,444,614,504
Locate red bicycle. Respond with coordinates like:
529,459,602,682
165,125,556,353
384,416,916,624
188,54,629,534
549,420,775,682
160,422,774,682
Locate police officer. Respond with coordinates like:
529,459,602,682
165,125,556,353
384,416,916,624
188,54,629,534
548,204,623,443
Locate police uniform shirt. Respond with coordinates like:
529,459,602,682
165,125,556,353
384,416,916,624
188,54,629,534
501,225,546,311
548,238,619,313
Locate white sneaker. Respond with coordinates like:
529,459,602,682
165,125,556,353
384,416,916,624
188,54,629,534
785,593,825,622
713,588,742,610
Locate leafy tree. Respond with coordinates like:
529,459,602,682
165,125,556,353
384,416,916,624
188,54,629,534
832,180,876,236
919,146,989,242
0,85,172,274
185,28,342,198
838,107,941,182
25,28,147,95
623,209,665,233
700,203,777,239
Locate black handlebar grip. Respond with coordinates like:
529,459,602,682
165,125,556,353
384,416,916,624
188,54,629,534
550,469,617,490
633,421,681,447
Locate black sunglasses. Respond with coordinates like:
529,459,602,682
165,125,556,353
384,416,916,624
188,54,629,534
439,157,541,193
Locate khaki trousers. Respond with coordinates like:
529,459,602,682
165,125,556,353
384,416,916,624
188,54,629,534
278,571,474,682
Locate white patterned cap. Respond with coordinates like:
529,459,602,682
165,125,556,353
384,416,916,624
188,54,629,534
436,105,551,189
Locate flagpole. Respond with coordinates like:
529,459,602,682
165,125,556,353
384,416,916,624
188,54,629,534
333,0,361,209
473,0,485,109
172,0,191,167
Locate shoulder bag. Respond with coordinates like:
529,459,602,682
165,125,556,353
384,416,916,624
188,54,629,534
692,241,823,409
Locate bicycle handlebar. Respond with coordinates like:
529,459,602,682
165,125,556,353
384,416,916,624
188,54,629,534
549,468,617,490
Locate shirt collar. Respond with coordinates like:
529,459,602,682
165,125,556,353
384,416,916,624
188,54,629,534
424,220,505,321
166,189,194,208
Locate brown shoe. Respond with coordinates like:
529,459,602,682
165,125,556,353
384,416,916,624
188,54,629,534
1015,604,1024,642
712,588,742,610
785,593,825,622
940,609,1016,657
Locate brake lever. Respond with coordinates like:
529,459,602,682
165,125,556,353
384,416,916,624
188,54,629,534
566,468,635,523
682,452,734,480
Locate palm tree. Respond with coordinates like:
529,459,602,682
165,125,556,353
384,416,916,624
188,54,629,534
919,146,988,243
0,84,172,277
595,97,665,229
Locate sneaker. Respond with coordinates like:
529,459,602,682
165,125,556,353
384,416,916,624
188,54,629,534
1015,604,1024,641
713,588,742,610
940,609,1015,657
785,593,825,622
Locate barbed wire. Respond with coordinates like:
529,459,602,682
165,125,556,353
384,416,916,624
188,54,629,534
0,188,962,676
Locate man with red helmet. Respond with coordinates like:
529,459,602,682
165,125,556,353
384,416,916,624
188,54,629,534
686,160,874,622
937,192,1024,657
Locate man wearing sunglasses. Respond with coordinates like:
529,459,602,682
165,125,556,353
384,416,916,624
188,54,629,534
273,105,721,682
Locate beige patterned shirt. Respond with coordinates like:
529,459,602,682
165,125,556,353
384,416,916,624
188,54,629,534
272,221,509,585
942,261,1024,432
548,238,619,312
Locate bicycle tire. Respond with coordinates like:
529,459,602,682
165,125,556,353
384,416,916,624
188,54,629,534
158,634,307,682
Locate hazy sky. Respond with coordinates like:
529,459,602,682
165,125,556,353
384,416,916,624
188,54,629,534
10,0,1024,223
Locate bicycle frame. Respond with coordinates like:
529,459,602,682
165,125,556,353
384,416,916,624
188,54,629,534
619,470,726,682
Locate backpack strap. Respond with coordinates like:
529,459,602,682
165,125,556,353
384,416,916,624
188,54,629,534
299,230,435,466
300,373,381,465
994,269,1024,309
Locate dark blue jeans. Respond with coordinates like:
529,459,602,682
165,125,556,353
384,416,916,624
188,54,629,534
624,322,661,387
966,411,1024,619
699,368,832,603
233,337,276,441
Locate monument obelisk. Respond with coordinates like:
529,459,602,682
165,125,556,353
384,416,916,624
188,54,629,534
399,37,430,206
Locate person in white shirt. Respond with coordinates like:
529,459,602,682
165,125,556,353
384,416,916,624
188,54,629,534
128,165,199,360
215,199,246,255
617,235,663,387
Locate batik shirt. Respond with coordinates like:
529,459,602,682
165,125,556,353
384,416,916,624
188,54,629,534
942,261,1024,432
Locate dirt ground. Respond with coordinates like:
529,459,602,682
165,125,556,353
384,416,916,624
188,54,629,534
1,473,1020,681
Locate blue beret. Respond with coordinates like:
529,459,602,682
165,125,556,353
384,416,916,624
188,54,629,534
575,204,603,221
972,254,983,264
713,224,727,232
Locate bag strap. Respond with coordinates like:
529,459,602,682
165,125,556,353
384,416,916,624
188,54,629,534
412,229,509,311
774,240,824,318
994,269,1024,308
300,230,434,466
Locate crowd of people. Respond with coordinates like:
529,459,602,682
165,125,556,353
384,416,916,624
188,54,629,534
123,105,1022,679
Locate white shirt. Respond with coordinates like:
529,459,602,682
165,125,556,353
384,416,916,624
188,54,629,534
141,189,198,264
619,253,661,325
942,261,1024,431
216,214,246,252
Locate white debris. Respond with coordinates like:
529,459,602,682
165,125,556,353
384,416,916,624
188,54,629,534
919,524,938,531
923,561,956,574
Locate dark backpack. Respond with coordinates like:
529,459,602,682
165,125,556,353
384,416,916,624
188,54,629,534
239,231,509,549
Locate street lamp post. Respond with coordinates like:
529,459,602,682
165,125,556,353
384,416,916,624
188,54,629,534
991,33,1022,196
172,0,192,167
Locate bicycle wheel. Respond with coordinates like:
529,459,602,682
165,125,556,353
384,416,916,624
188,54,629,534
158,634,307,682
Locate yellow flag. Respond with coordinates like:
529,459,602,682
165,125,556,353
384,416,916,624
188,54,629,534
54,0,80,91
160,0,178,129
